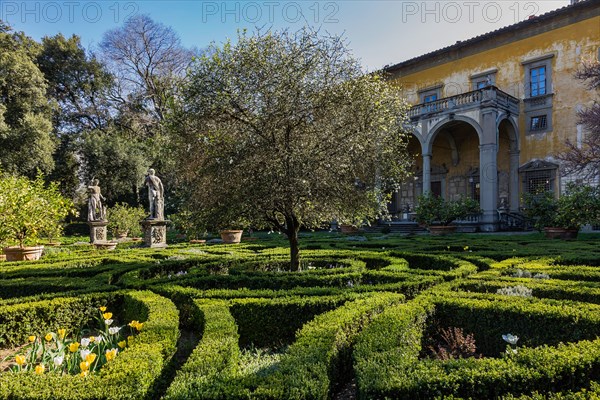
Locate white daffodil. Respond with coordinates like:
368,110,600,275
105,319,113,326
80,337,91,347
502,333,519,345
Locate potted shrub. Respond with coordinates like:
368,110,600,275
218,215,250,244
0,174,75,261
522,183,600,239
415,194,480,235
107,203,146,240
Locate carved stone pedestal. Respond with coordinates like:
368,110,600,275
142,219,169,248
88,221,108,244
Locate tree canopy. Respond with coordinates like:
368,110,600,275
0,27,55,177
176,29,412,270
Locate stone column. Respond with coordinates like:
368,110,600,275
88,221,108,244
479,143,499,232
141,219,169,248
509,150,521,212
422,153,432,194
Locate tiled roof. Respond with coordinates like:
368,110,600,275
385,0,599,73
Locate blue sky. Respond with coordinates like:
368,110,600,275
2,0,570,70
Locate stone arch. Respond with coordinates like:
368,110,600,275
497,114,520,153
424,115,483,154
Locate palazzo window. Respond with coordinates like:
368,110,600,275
530,66,546,97
519,160,558,195
522,54,554,134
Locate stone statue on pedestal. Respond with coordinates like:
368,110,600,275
87,179,106,222
145,169,164,220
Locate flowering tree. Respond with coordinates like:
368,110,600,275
174,29,412,270
557,60,600,178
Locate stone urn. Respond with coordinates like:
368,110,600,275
3,246,44,261
340,224,360,234
220,230,243,244
543,227,578,240
428,225,457,235
93,241,118,250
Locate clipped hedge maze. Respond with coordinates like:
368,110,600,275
1,239,600,398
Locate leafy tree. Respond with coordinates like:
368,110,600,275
37,33,113,134
37,34,114,195
557,60,600,178
176,29,411,270
0,24,55,177
79,129,150,205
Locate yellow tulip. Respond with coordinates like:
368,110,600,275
117,340,126,349
102,312,112,320
99,306,107,312
89,336,95,343
35,364,45,375
127,335,134,344
57,328,66,339
80,370,89,377
15,355,25,366
44,333,53,342
105,348,118,362
69,342,80,352
80,361,90,372
28,335,36,343
85,353,97,364
135,322,144,331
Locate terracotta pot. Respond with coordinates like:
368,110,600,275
220,230,243,244
428,225,457,235
544,227,578,240
94,241,118,250
190,239,206,244
0,254,6,262
116,231,128,240
3,246,44,261
340,224,359,234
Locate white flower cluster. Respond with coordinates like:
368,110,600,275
496,285,533,297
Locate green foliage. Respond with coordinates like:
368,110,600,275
0,173,75,247
354,294,600,399
79,129,150,205
415,193,480,226
0,290,179,400
107,203,146,238
175,28,412,269
0,28,55,177
522,183,600,230
163,299,243,399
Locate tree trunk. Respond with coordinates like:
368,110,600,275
285,215,301,271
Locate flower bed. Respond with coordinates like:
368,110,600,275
0,290,179,399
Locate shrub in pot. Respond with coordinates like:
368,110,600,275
107,203,146,239
0,174,75,261
415,194,480,234
522,183,600,238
